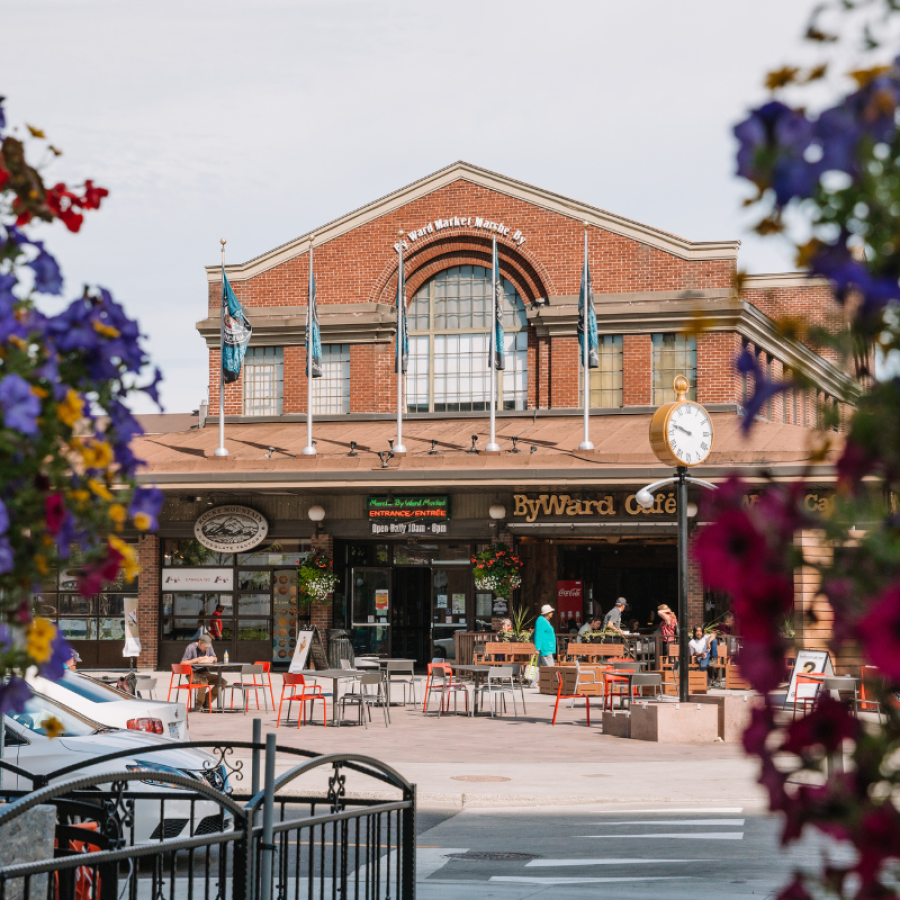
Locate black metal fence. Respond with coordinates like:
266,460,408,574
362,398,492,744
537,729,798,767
0,725,415,900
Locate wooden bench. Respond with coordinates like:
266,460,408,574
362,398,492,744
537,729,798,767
474,642,536,666
538,665,607,696
564,644,625,662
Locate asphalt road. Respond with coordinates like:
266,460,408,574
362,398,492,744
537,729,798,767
414,802,850,899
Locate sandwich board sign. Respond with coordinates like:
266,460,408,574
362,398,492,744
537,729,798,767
785,649,834,706
288,626,329,673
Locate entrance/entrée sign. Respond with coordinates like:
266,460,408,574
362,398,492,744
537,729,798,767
785,650,835,705
161,568,234,590
368,496,450,534
194,505,269,553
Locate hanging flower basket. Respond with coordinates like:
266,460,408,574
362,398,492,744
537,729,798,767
296,551,338,606
471,544,523,600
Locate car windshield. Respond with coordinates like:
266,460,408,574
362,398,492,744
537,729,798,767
54,671,128,704
6,692,103,737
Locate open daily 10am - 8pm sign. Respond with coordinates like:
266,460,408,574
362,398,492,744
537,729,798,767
367,496,451,536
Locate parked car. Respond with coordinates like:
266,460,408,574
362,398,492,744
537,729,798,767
29,670,189,741
1,690,230,843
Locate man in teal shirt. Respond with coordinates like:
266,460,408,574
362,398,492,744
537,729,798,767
534,604,557,666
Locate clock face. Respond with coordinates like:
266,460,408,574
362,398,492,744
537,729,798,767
666,402,713,466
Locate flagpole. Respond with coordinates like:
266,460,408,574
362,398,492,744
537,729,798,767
579,221,594,450
486,234,500,452
395,229,407,453
302,234,316,456
214,238,229,457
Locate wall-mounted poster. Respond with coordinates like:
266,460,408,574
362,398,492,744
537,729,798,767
123,597,141,657
288,630,314,673
475,594,493,618
492,598,508,616
375,589,389,613
436,595,448,609
451,594,466,614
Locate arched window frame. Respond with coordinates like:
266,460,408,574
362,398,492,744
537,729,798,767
406,265,529,413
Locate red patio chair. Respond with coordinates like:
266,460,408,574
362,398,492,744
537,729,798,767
166,663,211,716
277,673,327,727
422,663,469,716
552,663,597,726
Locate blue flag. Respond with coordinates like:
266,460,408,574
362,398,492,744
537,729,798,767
306,272,322,379
222,271,252,384
492,239,505,371
578,258,599,369
396,255,408,374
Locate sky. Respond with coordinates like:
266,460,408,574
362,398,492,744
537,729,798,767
2,0,820,413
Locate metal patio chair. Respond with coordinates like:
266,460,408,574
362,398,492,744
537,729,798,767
339,672,391,728
386,660,419,706
227,664,270,714
476,665,518,718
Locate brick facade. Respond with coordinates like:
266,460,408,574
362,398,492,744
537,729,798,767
137,534,160,670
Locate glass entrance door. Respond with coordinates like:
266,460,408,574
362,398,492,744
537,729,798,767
351,567,391,657
431,568,469,661
392,568,431,666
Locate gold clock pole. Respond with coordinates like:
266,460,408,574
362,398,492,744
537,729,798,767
643,375,717,703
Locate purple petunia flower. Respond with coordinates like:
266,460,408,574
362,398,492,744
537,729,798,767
41,630,73,681
0,623,12,653
0,498,10,535
0,536,13,574
28,245,63,295
0,373,41,435
129,486,164,530
0,677,31,715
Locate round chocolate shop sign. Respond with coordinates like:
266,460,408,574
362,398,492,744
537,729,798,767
193,505,269,553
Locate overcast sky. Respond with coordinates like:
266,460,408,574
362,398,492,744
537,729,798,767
3,0,817,413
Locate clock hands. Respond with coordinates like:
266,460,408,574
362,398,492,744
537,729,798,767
672,424,692,437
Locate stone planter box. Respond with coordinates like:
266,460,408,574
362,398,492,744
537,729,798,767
602,710,631,738
689,692,756,742
0,803,56,899
630,702,718,743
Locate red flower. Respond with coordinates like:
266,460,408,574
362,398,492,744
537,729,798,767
694,508,765,594
44,493,65,535
857,582,900,681
782,696,861,755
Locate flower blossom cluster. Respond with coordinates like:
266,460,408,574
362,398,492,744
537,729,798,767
0,96,163,715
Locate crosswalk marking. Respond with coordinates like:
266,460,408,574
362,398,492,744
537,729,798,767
527,858,709,868
595,808,743,814
579,832,744,840
491,876,691,885
592,819,745,826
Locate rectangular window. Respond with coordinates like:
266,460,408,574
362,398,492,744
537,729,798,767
243,347,283,416
312,344,350,414
501,331,528,410
433,333,490,412
652,334,697,405
580,335,623,407
406,335,430,413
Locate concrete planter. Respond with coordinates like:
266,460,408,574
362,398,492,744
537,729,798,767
0,803,56,900
630,702,718,743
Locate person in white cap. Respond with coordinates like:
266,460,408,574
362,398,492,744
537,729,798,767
534,604,557,666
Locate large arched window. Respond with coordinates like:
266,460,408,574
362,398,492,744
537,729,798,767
406,265,528,412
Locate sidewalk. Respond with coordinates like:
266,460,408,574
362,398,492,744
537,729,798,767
143,669,767,808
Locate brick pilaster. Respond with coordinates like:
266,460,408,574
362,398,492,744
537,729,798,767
137,534,160,669
623,334,652,405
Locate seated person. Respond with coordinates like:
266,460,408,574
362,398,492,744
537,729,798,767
577,617,602,640
182,634,227,709
688,626,719,680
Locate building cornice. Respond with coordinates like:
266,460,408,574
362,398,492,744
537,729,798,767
743,272,831,290
204,162,741,285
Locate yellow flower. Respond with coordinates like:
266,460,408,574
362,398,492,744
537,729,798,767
31,385,48,399
88,479,114,502
109,535,140,581
42,716,64,739
74,439,114,470
93,321,121,339
109,503,127,530
35,554,48,575
69,489,90,507
8,335,27,350
27,617,56,663
56,390,84,427
133,512,151,531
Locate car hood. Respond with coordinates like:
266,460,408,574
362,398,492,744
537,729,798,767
56,731,220,770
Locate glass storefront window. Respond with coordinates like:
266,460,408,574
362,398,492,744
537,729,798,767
162,539,233,567
239,570,271,591
98,618,126,640
352,625,390,657
238,595,271,616
238,619,270,641
58,619,94,641
59,595,95,616
237,540,311,566
352,569,390,623
394,543,471,566
98,594,125,617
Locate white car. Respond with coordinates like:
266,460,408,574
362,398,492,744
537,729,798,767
29,671,189,741
2,691,231,843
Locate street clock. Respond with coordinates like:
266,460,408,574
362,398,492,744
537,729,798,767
648,376,714,467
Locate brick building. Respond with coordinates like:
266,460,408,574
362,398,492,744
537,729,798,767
70,163,852,671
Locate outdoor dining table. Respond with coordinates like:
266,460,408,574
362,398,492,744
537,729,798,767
301,669,365,726
191,661,256,712
449,664,492,716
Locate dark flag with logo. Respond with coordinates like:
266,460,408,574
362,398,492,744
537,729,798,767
578,257,599,369
396,256,408,374
306,272,322,379
222,271,252,384
492,238,505,371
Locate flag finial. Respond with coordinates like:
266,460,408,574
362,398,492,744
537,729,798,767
582,221,589,229
220,238,226,245
398,228,405,237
